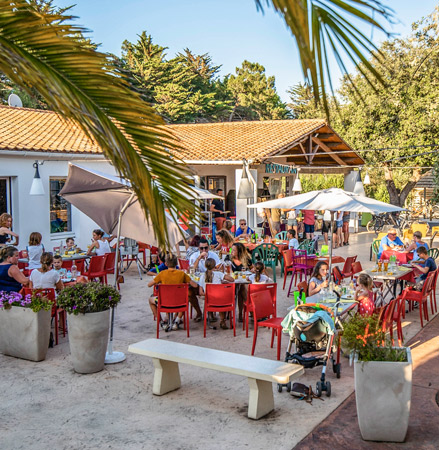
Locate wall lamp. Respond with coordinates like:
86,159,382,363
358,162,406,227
30,160,45,196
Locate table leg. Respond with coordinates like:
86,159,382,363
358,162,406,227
247,378,274,419
151,358,181,395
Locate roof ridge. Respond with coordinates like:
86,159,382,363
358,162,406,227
169,118,327,128
0,104,55,114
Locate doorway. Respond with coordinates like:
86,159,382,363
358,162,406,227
0,178,11,215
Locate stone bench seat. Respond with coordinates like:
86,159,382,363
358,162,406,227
128,338,304,419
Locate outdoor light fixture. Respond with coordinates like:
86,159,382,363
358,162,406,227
30,160,45,196
363,171,371,185
353,170,366,196
237,159,255,199
292,174,302,192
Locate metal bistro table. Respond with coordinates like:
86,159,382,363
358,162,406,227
357,267,413,307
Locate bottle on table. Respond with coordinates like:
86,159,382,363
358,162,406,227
224,254,232,274
71,263,77,278
66,270,72,280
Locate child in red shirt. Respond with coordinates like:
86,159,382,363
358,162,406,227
355,273,375,316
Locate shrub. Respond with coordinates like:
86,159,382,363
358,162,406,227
0,290,53,313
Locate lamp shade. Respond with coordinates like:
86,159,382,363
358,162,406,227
30,163,45,196
292,176,302,192
363,172,371,185
353,171,365,197
237,167,254,199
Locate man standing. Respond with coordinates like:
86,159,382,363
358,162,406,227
210,188,227,231
302,209,315,240
270,193,284,234
342,211,350,246
188,238,221,321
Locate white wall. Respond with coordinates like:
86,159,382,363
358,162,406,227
0,154,114,252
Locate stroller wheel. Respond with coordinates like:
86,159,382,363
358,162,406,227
316,381,322,397
286,382,291,392
333,363,341,379
291,358,300,365
326,381,331,397
277,384,283,393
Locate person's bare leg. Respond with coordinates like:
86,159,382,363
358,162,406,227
188,286,202,319
149,296,159,320
323,232,328,245
238,285,246,322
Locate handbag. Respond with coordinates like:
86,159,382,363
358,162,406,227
290,383,323,404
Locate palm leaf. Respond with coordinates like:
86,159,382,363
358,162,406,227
256,0,395,118
0,0,196,248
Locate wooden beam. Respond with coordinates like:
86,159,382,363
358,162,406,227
312,137,346,166
298,142,308,163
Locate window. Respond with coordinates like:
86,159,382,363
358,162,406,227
0,178,11,215
50,178,71,233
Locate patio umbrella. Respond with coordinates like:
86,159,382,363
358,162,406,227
248,188,404,282
60,164,191,364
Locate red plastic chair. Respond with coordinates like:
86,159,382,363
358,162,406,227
62,259,85,274
23,288,66,345
178,259,190,271
249,290,284,360
138,242,148,267
83,255,106,284
282,249,294,290
401,271,435,328
352,261,363,275
103,252,117,284
429,269,438,314
392,295,406,347
341,256,357,280
332,266,343,285
244,283,277,337
204,284,236,337
156,284,190,338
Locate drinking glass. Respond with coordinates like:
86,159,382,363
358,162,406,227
377,261,382,272
383,260,389,272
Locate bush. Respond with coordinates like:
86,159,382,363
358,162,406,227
341,313,406,362
0,290,53,313
56,282,121,315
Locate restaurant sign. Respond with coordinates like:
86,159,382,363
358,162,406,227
265,163,297,174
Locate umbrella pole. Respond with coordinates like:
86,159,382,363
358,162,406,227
105,193,135,365
329,211,334,284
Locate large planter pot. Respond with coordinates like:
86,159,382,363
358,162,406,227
355,347,412,442
0,306,51,361
68,309,110,374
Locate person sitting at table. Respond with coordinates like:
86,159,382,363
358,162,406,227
287,229,299,250
53,254,67,277
222,220,234,234
189,238,221,321
197,258,234,329
355,273,375,316
147,251,168,276
308,261,329,296
378,228,404,258
235,219,253,239
406,231,429,261
184,235,200,261
412,246,437,290
214,229,234,255
0,246,28,292
248,261,273,284
0,213,19,247
147,254,198,331
230,242,252,322
29,252,64,291
87,229,111,256
65,237,78,251
27,232,44,270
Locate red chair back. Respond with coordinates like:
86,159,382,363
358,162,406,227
381,298,397,332
250,290,275,320
104,252,116,273
157,284,189,310
62,259,85,273
87,255,106,273
282,249,294,267
178,259,190,270
205,284,235,310
352,261,363,274
422,271,435,297
247,283,277,311
333,266,343,285
342,256,357,275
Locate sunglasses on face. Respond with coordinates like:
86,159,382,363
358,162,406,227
240,223,246,226
199,246,209,250
389,233,397,236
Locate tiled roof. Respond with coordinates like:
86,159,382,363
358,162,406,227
0,105,363,166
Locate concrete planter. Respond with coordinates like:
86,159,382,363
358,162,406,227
0,306,51,361
354,348,412,442
67,309,110,374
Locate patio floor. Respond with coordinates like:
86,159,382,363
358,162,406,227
1,231,437,449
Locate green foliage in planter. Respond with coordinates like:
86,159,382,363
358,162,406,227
341,314,407,362
0,290,53,313
56,282,121,315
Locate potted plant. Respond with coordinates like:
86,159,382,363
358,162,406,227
342,314,412,443
0,290,53,361
57,282,121,374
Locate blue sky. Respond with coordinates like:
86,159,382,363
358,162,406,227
57,0,439,102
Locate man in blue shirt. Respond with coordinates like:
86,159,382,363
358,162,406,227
378,228,404,258
235,219,253,239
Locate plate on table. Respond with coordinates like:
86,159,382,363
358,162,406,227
61,278,76,283
341,294,354,300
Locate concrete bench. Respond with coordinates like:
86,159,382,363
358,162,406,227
128,338,304,419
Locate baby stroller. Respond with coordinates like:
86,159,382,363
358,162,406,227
279,303,340,397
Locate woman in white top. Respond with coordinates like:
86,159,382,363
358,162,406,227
249,261,273,284
27,231,45,269
29,252,63,291
87,229,111,256
198,258,234,329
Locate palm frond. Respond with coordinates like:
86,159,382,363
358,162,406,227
256,0,395,118
0,0,197,248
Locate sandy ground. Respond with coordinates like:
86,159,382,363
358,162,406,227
1,231,435,450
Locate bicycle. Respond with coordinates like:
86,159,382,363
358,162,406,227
366,212,409,234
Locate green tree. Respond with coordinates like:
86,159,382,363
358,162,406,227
226,60,289,121
287,82,323,119
332,10,439,206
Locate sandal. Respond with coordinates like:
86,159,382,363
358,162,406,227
220,320,228,330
